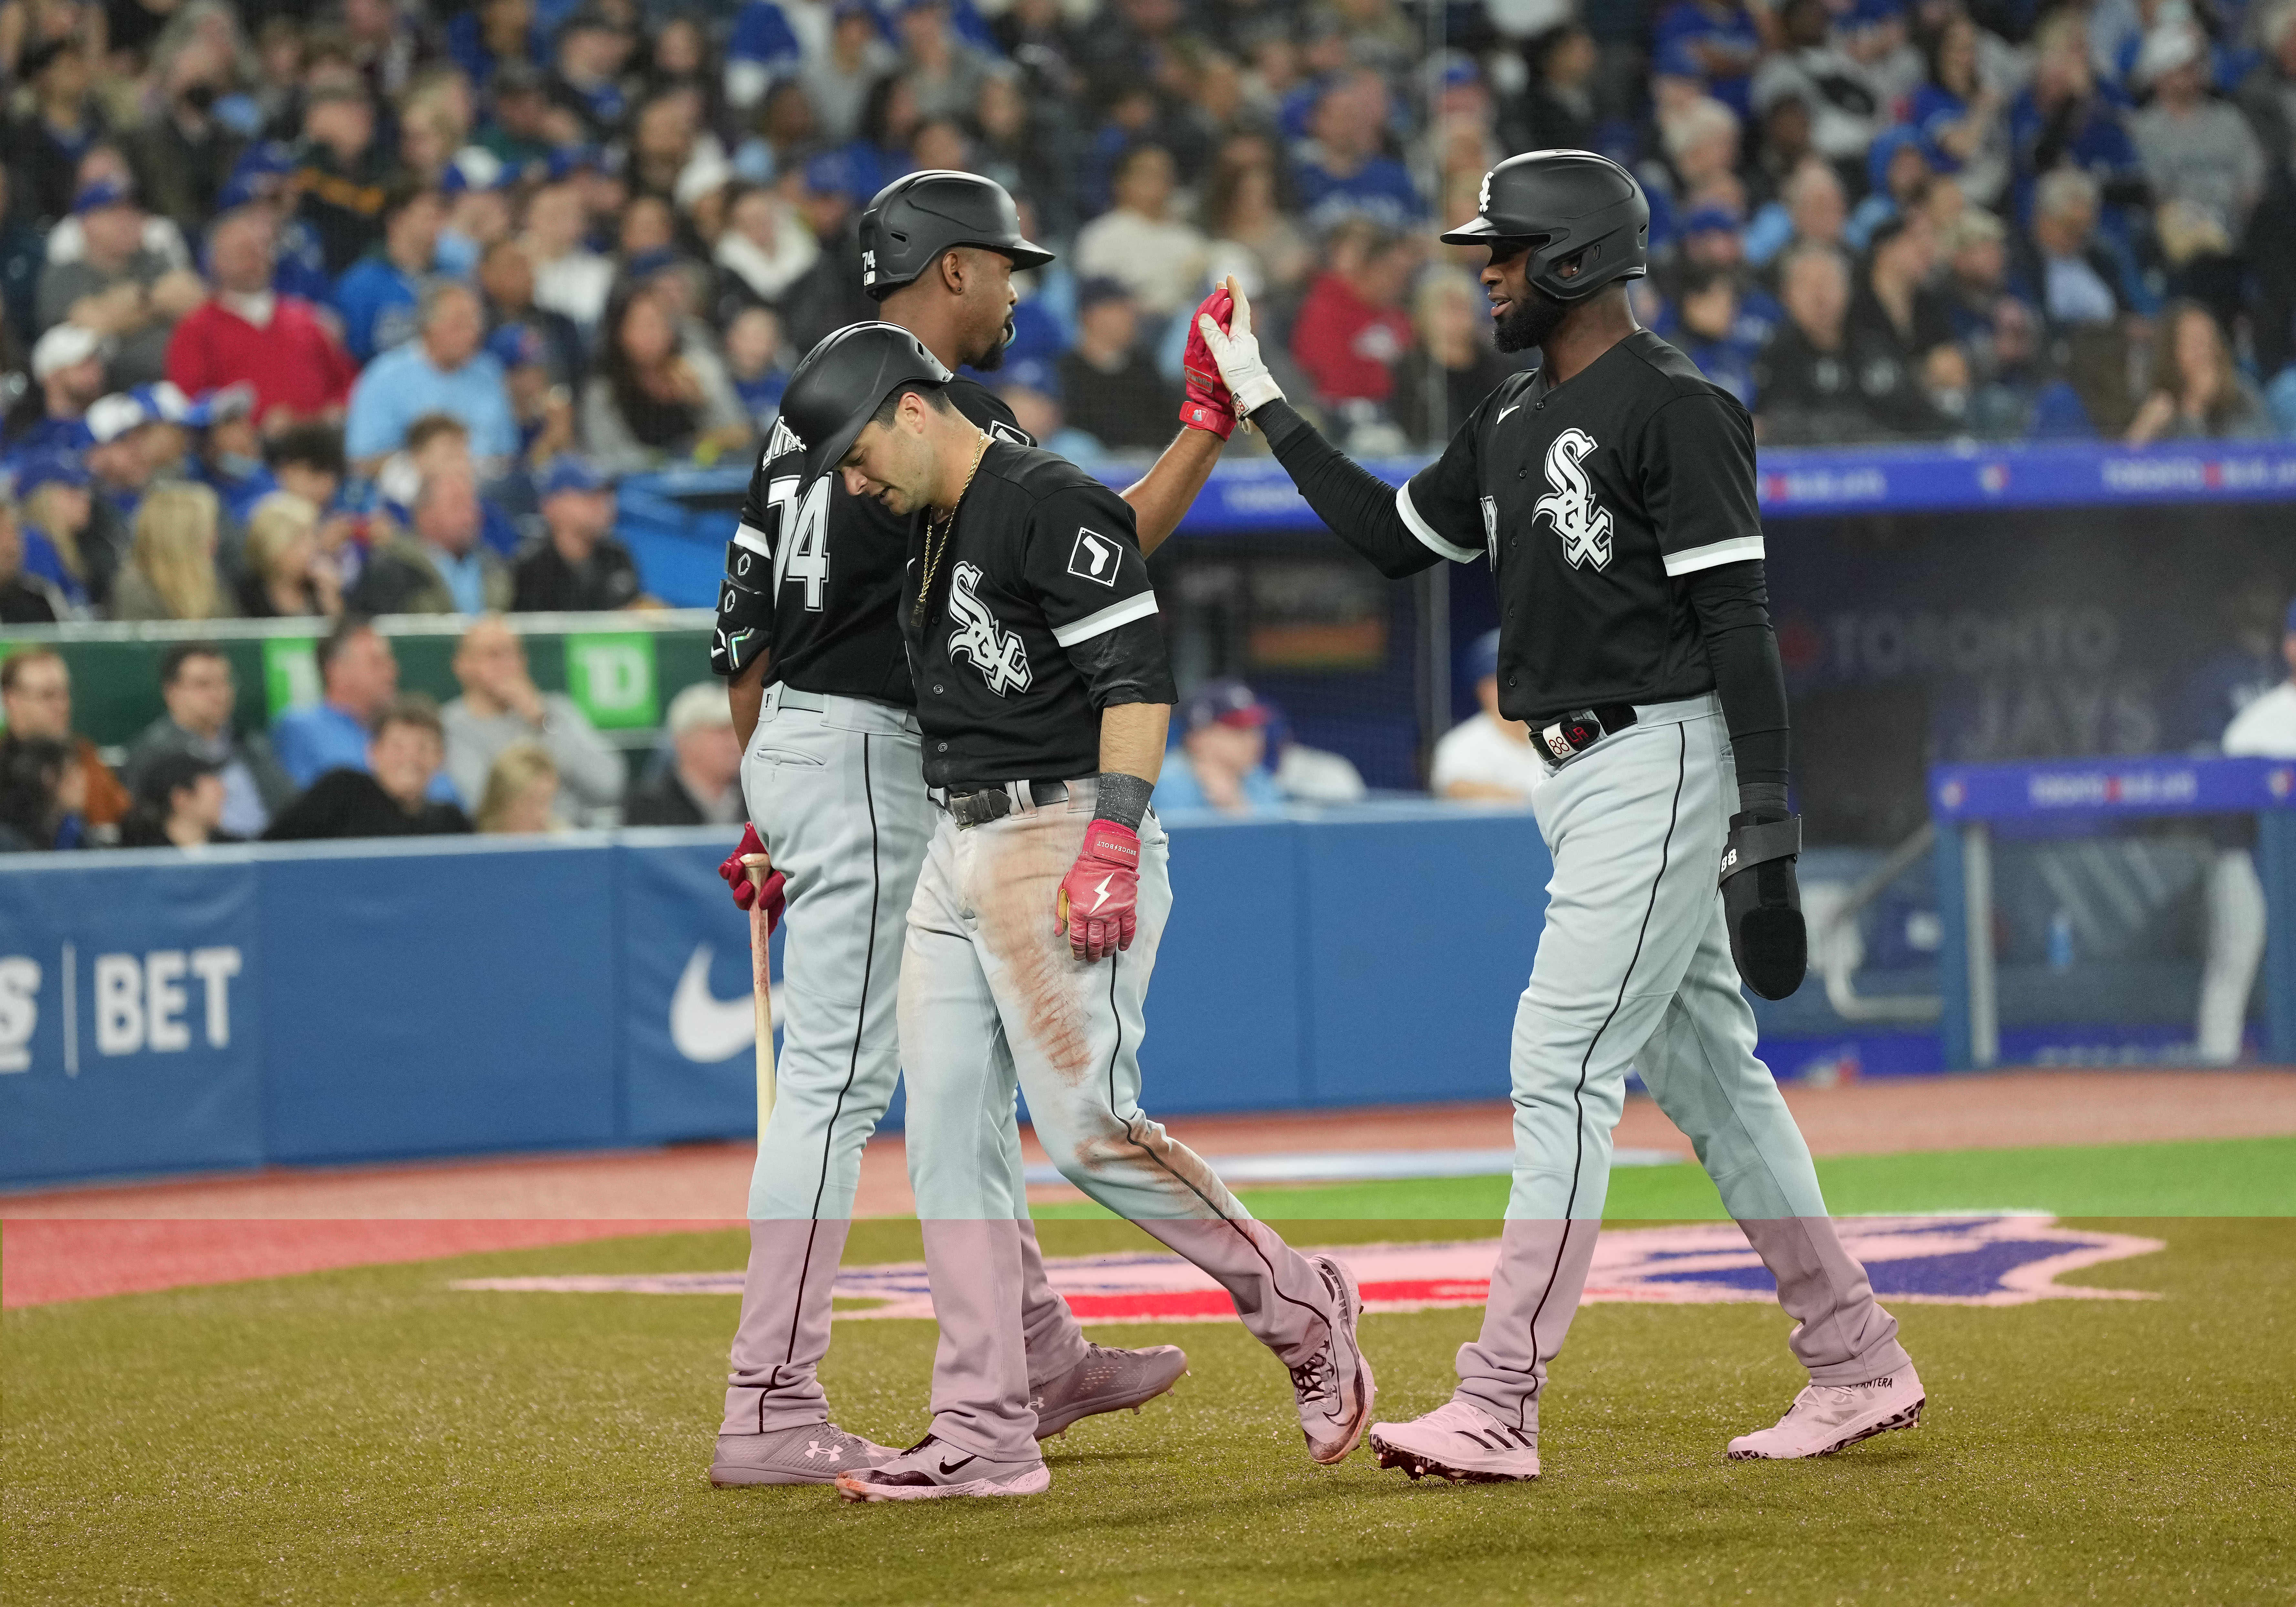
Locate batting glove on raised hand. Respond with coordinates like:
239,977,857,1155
1179,283,1239,439
718,823,787,933
1055,819,1141,963
1193,275,1285,420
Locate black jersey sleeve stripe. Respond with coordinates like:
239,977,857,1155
1050,590,1159,647
1662,533,1766,576
1396,483,1482,564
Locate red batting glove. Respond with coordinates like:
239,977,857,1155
1055,819,1141,963
1179,284,1238,440
717,824,787,932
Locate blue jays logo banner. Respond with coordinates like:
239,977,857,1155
454,1216,2165,1312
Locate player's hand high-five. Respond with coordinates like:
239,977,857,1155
1192,277,1285,418
1179,284,1240,439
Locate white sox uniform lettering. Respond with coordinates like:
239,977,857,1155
946,563,1032,696
1535,428,1613,571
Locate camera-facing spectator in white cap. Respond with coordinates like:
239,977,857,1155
22,323,109,455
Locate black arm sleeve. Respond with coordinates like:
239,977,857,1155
1686,559,1790,795
1256,399,1443,580
1068,615,1176,711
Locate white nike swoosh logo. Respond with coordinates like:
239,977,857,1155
669,944,778,1062
1496,404,1522,424
1087,873,1114,912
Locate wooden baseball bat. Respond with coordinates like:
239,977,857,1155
744,856,777,1139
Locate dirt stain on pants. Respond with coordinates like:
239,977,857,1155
968,810,1096,1083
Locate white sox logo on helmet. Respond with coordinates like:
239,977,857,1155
1535,428,1614,571
947,562,1031,695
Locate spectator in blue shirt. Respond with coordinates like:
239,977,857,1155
2008,18,2143,228
1292,70,1423,234
445,0,541,92
333,177,446,363
13,453,96,613
726,0,806,115
1654,0,1766,118
1909,15,2011,209
273,616,459,802
1845,127,1935,252
1677,207,1782,347
547,10,635,142
345,282,521,470
1670,265,1761,407
1153,680,1287,817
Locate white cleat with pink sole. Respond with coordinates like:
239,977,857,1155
1726,1366,1925,1460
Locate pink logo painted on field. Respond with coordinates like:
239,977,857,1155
454,1216,2165,1315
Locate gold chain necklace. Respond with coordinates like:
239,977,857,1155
912,428,993,626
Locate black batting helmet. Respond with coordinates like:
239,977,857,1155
1440,149,1649,302
778,322,954,481
858,170,1054,301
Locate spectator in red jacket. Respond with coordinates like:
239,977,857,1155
1289,217,1422,408
165,208,358,429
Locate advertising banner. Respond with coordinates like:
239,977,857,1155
259,839,620,1165
0,850,263,1184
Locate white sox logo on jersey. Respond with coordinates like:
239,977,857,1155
947,562,1031,695
1534,428,1614,571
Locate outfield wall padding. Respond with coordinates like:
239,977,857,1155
0,806,1555,1188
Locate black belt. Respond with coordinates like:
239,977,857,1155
936,778,1070,828
1534,704,1638,765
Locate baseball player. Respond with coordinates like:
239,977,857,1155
706,172,1244,1488
1190,150,1921,1482
749,324,1372,1503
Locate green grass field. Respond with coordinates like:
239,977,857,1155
6,1139,2294,1605
1041,1136,2296,1222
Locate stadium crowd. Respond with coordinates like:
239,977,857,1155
0,622,749,849
0,0,2293,845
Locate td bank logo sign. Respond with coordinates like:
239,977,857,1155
565,632,658,730
0,946,243,1075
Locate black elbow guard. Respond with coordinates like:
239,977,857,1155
1720,811,1805,1000
709,540,773,679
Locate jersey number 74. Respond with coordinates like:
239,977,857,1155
766,475,833,612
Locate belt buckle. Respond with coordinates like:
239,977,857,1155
952,787,1013,828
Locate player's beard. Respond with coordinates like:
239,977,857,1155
1493,284,1572,354
963,316,1016,372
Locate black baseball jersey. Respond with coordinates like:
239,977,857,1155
716,375,1034,706
903,441,1174,788
1400,330,1765,727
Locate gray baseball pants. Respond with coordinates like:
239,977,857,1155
899,780,1336,1461
720,684,1089,1436
1456,694,1911,1432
